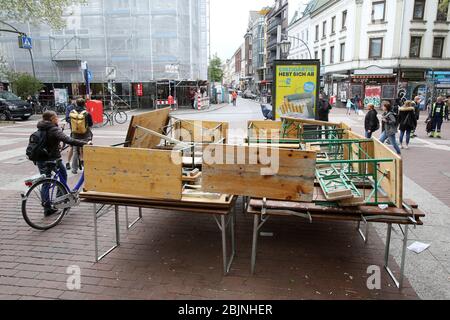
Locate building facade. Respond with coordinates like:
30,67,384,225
0,0,208,106
266,0,289,86
289,0,450,107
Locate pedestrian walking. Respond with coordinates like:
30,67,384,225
69,98,94,173
231,91,238,107
364,103,380,138
317,94,332,122
379,101,401,155
353,95,361,114
398,100,417,149
445,96,450,121
429,96,448,138
346,98,355,115
411,95,421,138
64,97,77,170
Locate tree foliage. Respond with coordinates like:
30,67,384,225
0,0,87,30
440,0,449,12
7,72,44,99
208,55,224,83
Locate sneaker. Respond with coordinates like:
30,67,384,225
72,170,78,175
436,133,442,139
79,160,84,170
405,145,409,150
44,208,59,217
66,162,71,170
400,144,404,149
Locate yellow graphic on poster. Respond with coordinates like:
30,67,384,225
275,64,318,120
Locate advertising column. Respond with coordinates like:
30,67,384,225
273,60,320,120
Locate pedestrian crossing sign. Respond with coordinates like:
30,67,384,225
18,35,32,49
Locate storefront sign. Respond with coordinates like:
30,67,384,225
273,60,320,120
364,86,382,108
135,83,143,96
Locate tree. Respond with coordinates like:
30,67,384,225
440,0,449,12
208,55,224,83
0,0,87,30
7,72,44,99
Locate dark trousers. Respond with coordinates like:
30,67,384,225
37,160,67,208
399,130,411,145
365,131,373,139
432,117,443,132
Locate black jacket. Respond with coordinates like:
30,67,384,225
317,99,331,121
364,109,380,132
398,106,417,131
37,120,86,160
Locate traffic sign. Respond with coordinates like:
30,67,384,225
18,35,32,49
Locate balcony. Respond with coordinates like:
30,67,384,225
267,17,281,33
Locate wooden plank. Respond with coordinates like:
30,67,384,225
83,146,182,200
202,145,316,201
247,120,300,139
126,108,171,149
173,119,229,143
372,138,403,208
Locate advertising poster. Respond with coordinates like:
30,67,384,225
274,60,320,120
54,88,68,104
364,85,382,108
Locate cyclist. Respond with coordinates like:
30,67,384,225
69,98,93,174
36,111,91,216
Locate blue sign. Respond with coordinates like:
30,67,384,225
19,36,32,49
87,70,93,82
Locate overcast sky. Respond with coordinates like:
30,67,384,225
210,0,303,62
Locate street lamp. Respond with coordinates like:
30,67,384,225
280,34,313,60
279,40,292,59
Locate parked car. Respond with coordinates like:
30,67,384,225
243,90,257,100
0,91,33,121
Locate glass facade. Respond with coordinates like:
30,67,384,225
0,0,208,83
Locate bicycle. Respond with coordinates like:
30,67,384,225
21,160,85,230
102,105,128,127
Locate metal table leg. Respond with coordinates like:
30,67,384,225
93,203,121,262
384,223,409,289
125,206,143,230
357,216,369,244
214,209,236,275
250,214,270,275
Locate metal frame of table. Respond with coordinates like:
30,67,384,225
88,198,237,275
246,197,422,290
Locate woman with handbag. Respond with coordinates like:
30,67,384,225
397,100,417,150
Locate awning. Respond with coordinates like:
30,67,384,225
351,74,396,79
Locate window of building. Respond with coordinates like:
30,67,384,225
79,38,90,49
315,51,318,59
315,25,319,41
322,21,327,38
340,43,345,62
432,37,445,58
437,0,448,21
331,16,336,34
409,36,422,57
330,46,335,63
413,0,426,20
342,10,347,29
369,38,383,58
372,1,386,22
321,48,326,65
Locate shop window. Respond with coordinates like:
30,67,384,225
409,36,422,58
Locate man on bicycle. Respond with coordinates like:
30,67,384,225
69,98,93,174
36,111,91,216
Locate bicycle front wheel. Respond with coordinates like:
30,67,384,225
22,178,70,230
114,111,128,124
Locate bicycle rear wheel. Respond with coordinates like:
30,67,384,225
22,178,69,230
114,111,128,124
102,112,109,127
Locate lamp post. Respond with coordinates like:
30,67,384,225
279,34,313,60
